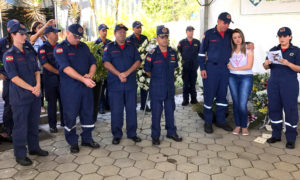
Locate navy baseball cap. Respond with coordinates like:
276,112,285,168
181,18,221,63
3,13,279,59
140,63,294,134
68,24,84,37
98,24,109,31
114,24,128,32
277,27,292,36
218,12,233,23
186,26,195,31
132,21,143,28
156,25,169,36
44,26,61,34
7,19,19,29
9,22,28,34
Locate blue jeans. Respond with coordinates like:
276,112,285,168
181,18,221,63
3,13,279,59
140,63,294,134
229,73,253,128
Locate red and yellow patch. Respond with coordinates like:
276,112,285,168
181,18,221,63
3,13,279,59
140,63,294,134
56,48,63,54
146,56,151,62
5,56,13,61
202,34,205,39
40,49,45,54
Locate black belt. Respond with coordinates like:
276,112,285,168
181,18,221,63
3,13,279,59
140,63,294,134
207,62,227,66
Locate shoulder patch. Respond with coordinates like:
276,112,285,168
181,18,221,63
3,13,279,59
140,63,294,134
202,34,205,39
146,56,152,62
56,48,63,54
5,56,13,61
40,49,45,54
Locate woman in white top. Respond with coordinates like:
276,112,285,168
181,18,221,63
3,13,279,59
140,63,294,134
227,28,254,136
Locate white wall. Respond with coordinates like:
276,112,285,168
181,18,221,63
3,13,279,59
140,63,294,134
207,0,300,73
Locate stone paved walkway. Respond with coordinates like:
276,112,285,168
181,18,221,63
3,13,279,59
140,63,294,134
1,93,300,180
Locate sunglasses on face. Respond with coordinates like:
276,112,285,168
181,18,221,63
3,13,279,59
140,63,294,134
73,34,82,39
158,35,169,39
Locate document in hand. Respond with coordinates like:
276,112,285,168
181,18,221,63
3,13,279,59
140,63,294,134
266,50,283,65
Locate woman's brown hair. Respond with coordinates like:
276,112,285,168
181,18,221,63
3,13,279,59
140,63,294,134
231,28,246,55
31,21,42,34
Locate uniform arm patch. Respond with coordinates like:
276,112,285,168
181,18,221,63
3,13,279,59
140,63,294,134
56,48,63,54
146,56,152,62
40,49,45,54
5,56,13,61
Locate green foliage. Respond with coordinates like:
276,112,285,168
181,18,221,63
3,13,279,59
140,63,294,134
141,0,200,22
83,41,107,82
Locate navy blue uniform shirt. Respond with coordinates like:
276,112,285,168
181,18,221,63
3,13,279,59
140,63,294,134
95,38,112,46
268,44,300,79
198,26,233,70
38,41,60,87
102,41,141,91
126,34,148,48
3,45,40,106
144,46,178,100
178,38,200,62
0,38,35,77
53,39,96,88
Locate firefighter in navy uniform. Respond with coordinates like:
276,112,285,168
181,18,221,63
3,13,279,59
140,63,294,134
94,24,111,117
198,12,235,134
144,25,182,145
177,26,200,106
38,26,64,133
263,27,300,149
126,21,151,112
54,24,100,153
3,22,49,166
103,24,142,145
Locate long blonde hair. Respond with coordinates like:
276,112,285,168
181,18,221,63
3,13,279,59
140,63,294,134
231,28,246,55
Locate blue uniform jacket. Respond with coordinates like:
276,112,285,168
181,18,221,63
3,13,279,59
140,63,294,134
0,38,35,78
102,41,141,91
53,39,96,89
144,46,178,100
3,45,40,106
198,26,233,71
38,41,60,87
126,34,148,48
95,38,112,46
268,44,300,79
178,38,200,70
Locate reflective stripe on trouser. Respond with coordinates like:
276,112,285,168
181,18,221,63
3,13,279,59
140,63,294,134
203,65,229,124
61,85,94,145
268,78,299,142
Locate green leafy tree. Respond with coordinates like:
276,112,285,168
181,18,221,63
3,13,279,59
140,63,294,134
141,0,200,22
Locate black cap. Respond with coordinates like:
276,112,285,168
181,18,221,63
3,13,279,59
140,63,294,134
9,22,28,34
114,24,128,32
132,21,143,28
156,25,169,36
98,24,109,31
44,26,61,34
277,27,292,36
7,19,19,29
68,24,84,37
218,12,233,23
186,26,195,31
